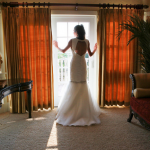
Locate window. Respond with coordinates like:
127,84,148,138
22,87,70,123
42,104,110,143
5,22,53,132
52,15,97,106
57,22,89,82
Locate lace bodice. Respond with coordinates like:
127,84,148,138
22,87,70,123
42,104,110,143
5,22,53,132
70,38,89,82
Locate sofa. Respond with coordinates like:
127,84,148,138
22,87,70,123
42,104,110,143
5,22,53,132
127,73,150,130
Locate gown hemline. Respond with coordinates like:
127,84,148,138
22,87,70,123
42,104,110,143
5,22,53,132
55,121,101,127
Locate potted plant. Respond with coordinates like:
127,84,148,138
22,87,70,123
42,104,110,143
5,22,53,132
118,14,150,73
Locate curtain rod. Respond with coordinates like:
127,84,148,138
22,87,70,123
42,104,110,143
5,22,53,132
0,2,149,9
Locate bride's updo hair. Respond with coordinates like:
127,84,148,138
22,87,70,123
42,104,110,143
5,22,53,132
74,24,86,40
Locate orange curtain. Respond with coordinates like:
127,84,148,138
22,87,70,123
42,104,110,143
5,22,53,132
2,7,54,112
97,9,144,107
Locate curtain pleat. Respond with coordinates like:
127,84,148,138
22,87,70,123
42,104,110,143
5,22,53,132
2,7,54,113
97,9,144,107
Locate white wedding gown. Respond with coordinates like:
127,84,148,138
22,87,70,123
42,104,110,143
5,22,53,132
55,38,101,126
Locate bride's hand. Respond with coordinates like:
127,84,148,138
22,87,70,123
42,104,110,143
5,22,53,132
94,43,97,51
53,40,58,48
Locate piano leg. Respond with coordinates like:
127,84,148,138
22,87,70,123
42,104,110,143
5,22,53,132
27,90,32,118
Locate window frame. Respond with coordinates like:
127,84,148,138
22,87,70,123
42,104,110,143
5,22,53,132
51,12,98,106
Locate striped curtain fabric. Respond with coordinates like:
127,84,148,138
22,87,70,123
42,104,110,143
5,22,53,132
97,9,144,107
2,7,54,113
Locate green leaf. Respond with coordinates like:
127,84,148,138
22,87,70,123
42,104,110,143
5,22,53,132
117,13,150,73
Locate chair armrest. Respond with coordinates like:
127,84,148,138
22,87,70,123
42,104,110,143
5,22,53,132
134,88,150,98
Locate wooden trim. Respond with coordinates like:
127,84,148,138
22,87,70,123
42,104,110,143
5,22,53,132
129,74,136,97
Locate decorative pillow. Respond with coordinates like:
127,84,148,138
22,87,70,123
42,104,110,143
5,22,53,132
134,88,150,98
133,73,150,88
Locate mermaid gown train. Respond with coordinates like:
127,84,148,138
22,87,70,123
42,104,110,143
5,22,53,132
55,38,101,126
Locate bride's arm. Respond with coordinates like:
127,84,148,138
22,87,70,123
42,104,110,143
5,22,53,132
53,40,72,53
87,41,97,57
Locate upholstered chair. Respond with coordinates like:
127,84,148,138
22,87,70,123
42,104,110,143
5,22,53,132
127,73,150,130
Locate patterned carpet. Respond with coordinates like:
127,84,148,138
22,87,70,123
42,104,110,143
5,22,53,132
0,107,150,150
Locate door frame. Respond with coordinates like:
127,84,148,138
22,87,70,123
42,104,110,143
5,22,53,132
51,11,98,106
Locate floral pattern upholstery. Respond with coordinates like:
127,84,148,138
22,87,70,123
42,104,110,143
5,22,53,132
130,97,150,124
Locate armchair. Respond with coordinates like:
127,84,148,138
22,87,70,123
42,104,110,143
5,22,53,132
128,73,150,130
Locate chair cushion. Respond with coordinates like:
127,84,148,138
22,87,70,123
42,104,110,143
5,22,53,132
133,73,150,88
130,97,150,124
134,88,150,98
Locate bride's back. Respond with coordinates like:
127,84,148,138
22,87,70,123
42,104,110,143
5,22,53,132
75,41,87,56
71,38,88,57
70,38,88,82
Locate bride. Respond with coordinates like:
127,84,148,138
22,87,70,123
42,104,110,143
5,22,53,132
53,24,101,126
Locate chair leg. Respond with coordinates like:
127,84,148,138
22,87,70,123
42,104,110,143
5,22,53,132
127,106,133,122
